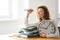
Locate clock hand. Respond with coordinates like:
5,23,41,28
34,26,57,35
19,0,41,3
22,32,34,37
39,22,51,30
40,23,51,30
45,22,52,29
40,27,47,30
39,23,47,29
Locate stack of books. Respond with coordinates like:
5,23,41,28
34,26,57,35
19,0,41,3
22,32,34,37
17,26,39,38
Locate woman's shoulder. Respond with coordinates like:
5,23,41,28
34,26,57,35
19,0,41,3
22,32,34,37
45,19,57,25
33,20,54,25
45,19,55,22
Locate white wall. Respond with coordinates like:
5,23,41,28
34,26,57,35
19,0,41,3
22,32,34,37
0,20,19,34
0,0,24,34
0,0,20,34
58,0,60,27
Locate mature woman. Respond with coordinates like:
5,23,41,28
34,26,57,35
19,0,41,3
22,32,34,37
25,5,59,38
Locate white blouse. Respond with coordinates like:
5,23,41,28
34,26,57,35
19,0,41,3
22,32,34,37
24,18,60,38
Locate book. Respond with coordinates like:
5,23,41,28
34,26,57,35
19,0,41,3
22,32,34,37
17,25,39,38
17,32,39,38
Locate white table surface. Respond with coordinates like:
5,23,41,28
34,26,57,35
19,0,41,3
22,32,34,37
0,34,15,40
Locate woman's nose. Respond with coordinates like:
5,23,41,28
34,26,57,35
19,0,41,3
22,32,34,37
38,13,42,15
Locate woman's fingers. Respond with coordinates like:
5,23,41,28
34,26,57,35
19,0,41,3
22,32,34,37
26,9,33,17
27,9,33,14
40,32,47,38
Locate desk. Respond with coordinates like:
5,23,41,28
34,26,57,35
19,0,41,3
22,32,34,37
12,37,60,40
11,35,60,40
0,34,60,40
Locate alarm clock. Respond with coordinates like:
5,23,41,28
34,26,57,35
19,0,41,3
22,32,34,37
38,20,56,36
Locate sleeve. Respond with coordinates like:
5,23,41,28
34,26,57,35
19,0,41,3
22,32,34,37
24,16,38,27
46,20,60,38
24,17,29,26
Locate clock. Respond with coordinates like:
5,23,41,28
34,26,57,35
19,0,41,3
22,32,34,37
38,20,56,35
47,22,56,34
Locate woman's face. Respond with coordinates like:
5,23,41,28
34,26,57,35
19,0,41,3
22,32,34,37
37,8,44,19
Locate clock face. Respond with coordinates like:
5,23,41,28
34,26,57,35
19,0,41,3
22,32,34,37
38,20,56,35
47,23,56,34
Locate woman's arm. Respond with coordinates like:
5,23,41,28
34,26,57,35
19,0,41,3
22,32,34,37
25,14,29,25
24,9,33,26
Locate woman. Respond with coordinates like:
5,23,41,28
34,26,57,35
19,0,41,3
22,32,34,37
25,5,59,38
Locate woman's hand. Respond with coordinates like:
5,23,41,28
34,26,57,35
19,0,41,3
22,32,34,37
40,32,47,38
27,9,33,15
26,9,33,17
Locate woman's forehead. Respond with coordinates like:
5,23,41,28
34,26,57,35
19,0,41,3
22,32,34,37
38,8,44,11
